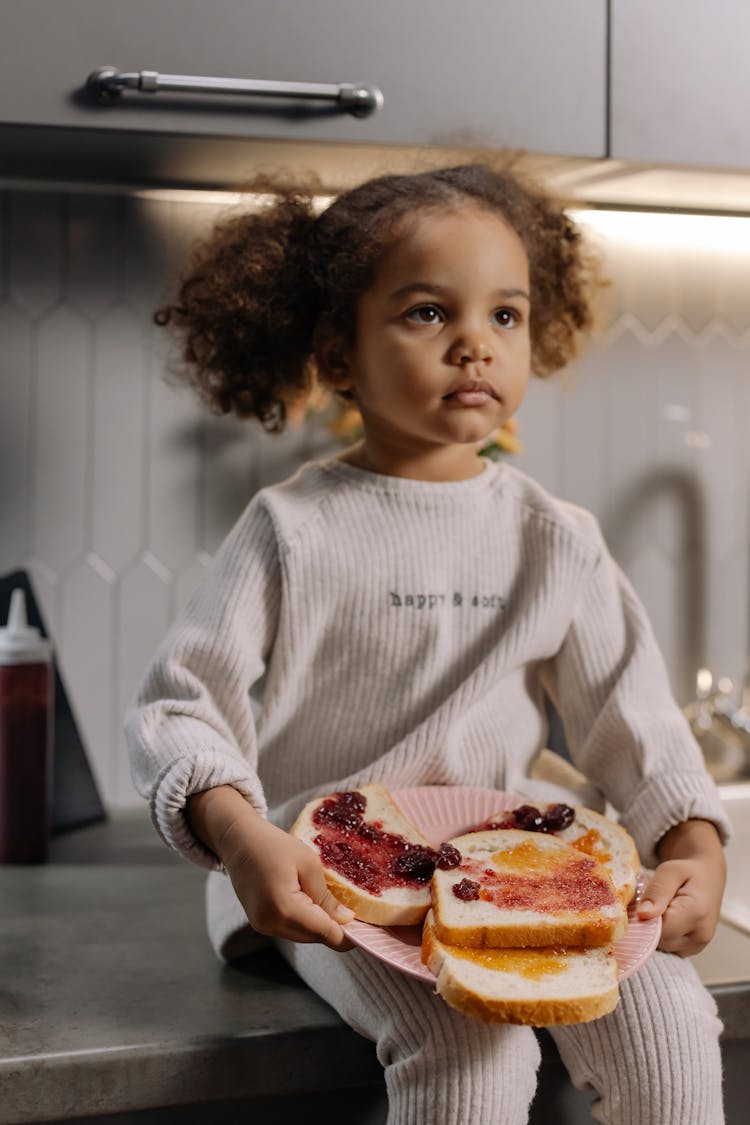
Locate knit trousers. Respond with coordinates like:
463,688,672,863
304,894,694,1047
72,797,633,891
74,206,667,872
277,941,724,1125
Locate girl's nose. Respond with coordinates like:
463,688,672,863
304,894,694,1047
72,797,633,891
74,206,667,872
448,337,492,365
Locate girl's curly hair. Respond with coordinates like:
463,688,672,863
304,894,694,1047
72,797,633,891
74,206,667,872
155,159,606,431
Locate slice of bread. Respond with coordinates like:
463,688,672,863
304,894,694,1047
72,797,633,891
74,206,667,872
422,910,619,1025
475,804,640,908
431,829,627,949
290,783,435,926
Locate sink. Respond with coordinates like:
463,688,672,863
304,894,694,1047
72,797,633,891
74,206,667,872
692,783,750,988
717,784,750,934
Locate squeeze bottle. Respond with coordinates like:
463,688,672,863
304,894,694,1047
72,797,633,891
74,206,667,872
0,588,54,862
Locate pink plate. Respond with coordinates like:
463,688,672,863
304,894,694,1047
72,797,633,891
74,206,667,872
344,786,661,984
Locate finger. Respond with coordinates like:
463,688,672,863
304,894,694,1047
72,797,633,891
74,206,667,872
657,895,713,954
296,848,356,925
656,901,692,949
239,848,355,950
658,924,703,957
657,932,690,956
637,868,686,919
297,885,356,951
317,886,356,925
262,856,356,949
282,893,355,951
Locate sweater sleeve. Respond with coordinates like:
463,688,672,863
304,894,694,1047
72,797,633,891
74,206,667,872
543,532,731,868
124,499,281,870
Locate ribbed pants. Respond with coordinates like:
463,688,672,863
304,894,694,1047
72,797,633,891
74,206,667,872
277,942,724,1125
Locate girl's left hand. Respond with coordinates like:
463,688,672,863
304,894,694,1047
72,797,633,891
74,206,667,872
636,819,726,956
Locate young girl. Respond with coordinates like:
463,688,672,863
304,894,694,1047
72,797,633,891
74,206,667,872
126,161,730,1124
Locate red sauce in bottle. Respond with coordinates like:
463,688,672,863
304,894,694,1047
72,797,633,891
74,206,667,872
0,660,53,863
0,589,54,864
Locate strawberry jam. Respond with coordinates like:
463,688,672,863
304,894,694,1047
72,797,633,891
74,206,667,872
452,878,481,901
312,791,437,895
476,802,575,834
461,851,616,912
436,842,462,870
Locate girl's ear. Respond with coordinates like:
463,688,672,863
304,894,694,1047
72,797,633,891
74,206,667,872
313,323,353,391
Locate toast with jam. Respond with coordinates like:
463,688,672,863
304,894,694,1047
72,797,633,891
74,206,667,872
421,908,620,1026
472,803,640,908
424,825,632,1024
429,829,628,950
292,786,642,1025
290,784,436,926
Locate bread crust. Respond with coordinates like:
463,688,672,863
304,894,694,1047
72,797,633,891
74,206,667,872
431,913,624,950
322,869,431,926
422,912,619,1026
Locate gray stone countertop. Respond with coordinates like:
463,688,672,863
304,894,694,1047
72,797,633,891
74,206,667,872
1,810,749,1125
0,813,382,1125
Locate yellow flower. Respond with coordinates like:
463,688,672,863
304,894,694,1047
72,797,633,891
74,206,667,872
327,403,364,443
478,417,523,458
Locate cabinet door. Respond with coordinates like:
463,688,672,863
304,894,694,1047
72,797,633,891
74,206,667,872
1,0,606,156
611,0,750,169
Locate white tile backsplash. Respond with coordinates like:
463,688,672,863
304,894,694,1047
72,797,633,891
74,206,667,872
1,184,749,808
34,306,90,572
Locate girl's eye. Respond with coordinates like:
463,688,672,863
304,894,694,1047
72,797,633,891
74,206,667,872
405,304,443,325
493,307,520,328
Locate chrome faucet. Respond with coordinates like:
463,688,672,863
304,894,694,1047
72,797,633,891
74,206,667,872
684,669,750,783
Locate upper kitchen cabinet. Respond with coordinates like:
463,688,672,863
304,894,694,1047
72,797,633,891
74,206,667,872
610,0,750,170
0,0,607,186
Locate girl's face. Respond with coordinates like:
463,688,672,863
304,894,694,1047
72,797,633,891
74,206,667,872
336,205,531,481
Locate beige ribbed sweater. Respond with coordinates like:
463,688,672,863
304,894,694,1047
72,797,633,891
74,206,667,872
125,457,730,957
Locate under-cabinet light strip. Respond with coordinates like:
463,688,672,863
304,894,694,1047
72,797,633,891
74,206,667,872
573,208,750,252
132,188,750,252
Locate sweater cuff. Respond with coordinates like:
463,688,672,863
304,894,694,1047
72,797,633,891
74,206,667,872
150,751,268,871
620,769,732,869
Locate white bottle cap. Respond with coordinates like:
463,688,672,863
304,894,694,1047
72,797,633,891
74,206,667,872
0,588,53,665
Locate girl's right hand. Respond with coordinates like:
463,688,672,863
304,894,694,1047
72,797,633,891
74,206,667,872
186,785,355,952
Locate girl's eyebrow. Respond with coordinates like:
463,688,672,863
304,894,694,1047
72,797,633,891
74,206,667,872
494,287,530,302
388,282,530,302
387,281,450,301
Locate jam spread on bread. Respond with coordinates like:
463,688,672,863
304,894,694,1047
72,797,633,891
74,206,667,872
478,803,575,834
473,806,615,870
447,945,569,980
455,839,618,913
569,828,611,862
436,843,462,870
312,790,437,894
452,877,481,901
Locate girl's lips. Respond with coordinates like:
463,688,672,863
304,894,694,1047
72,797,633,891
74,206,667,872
447,390,494,407
443,380,498,408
